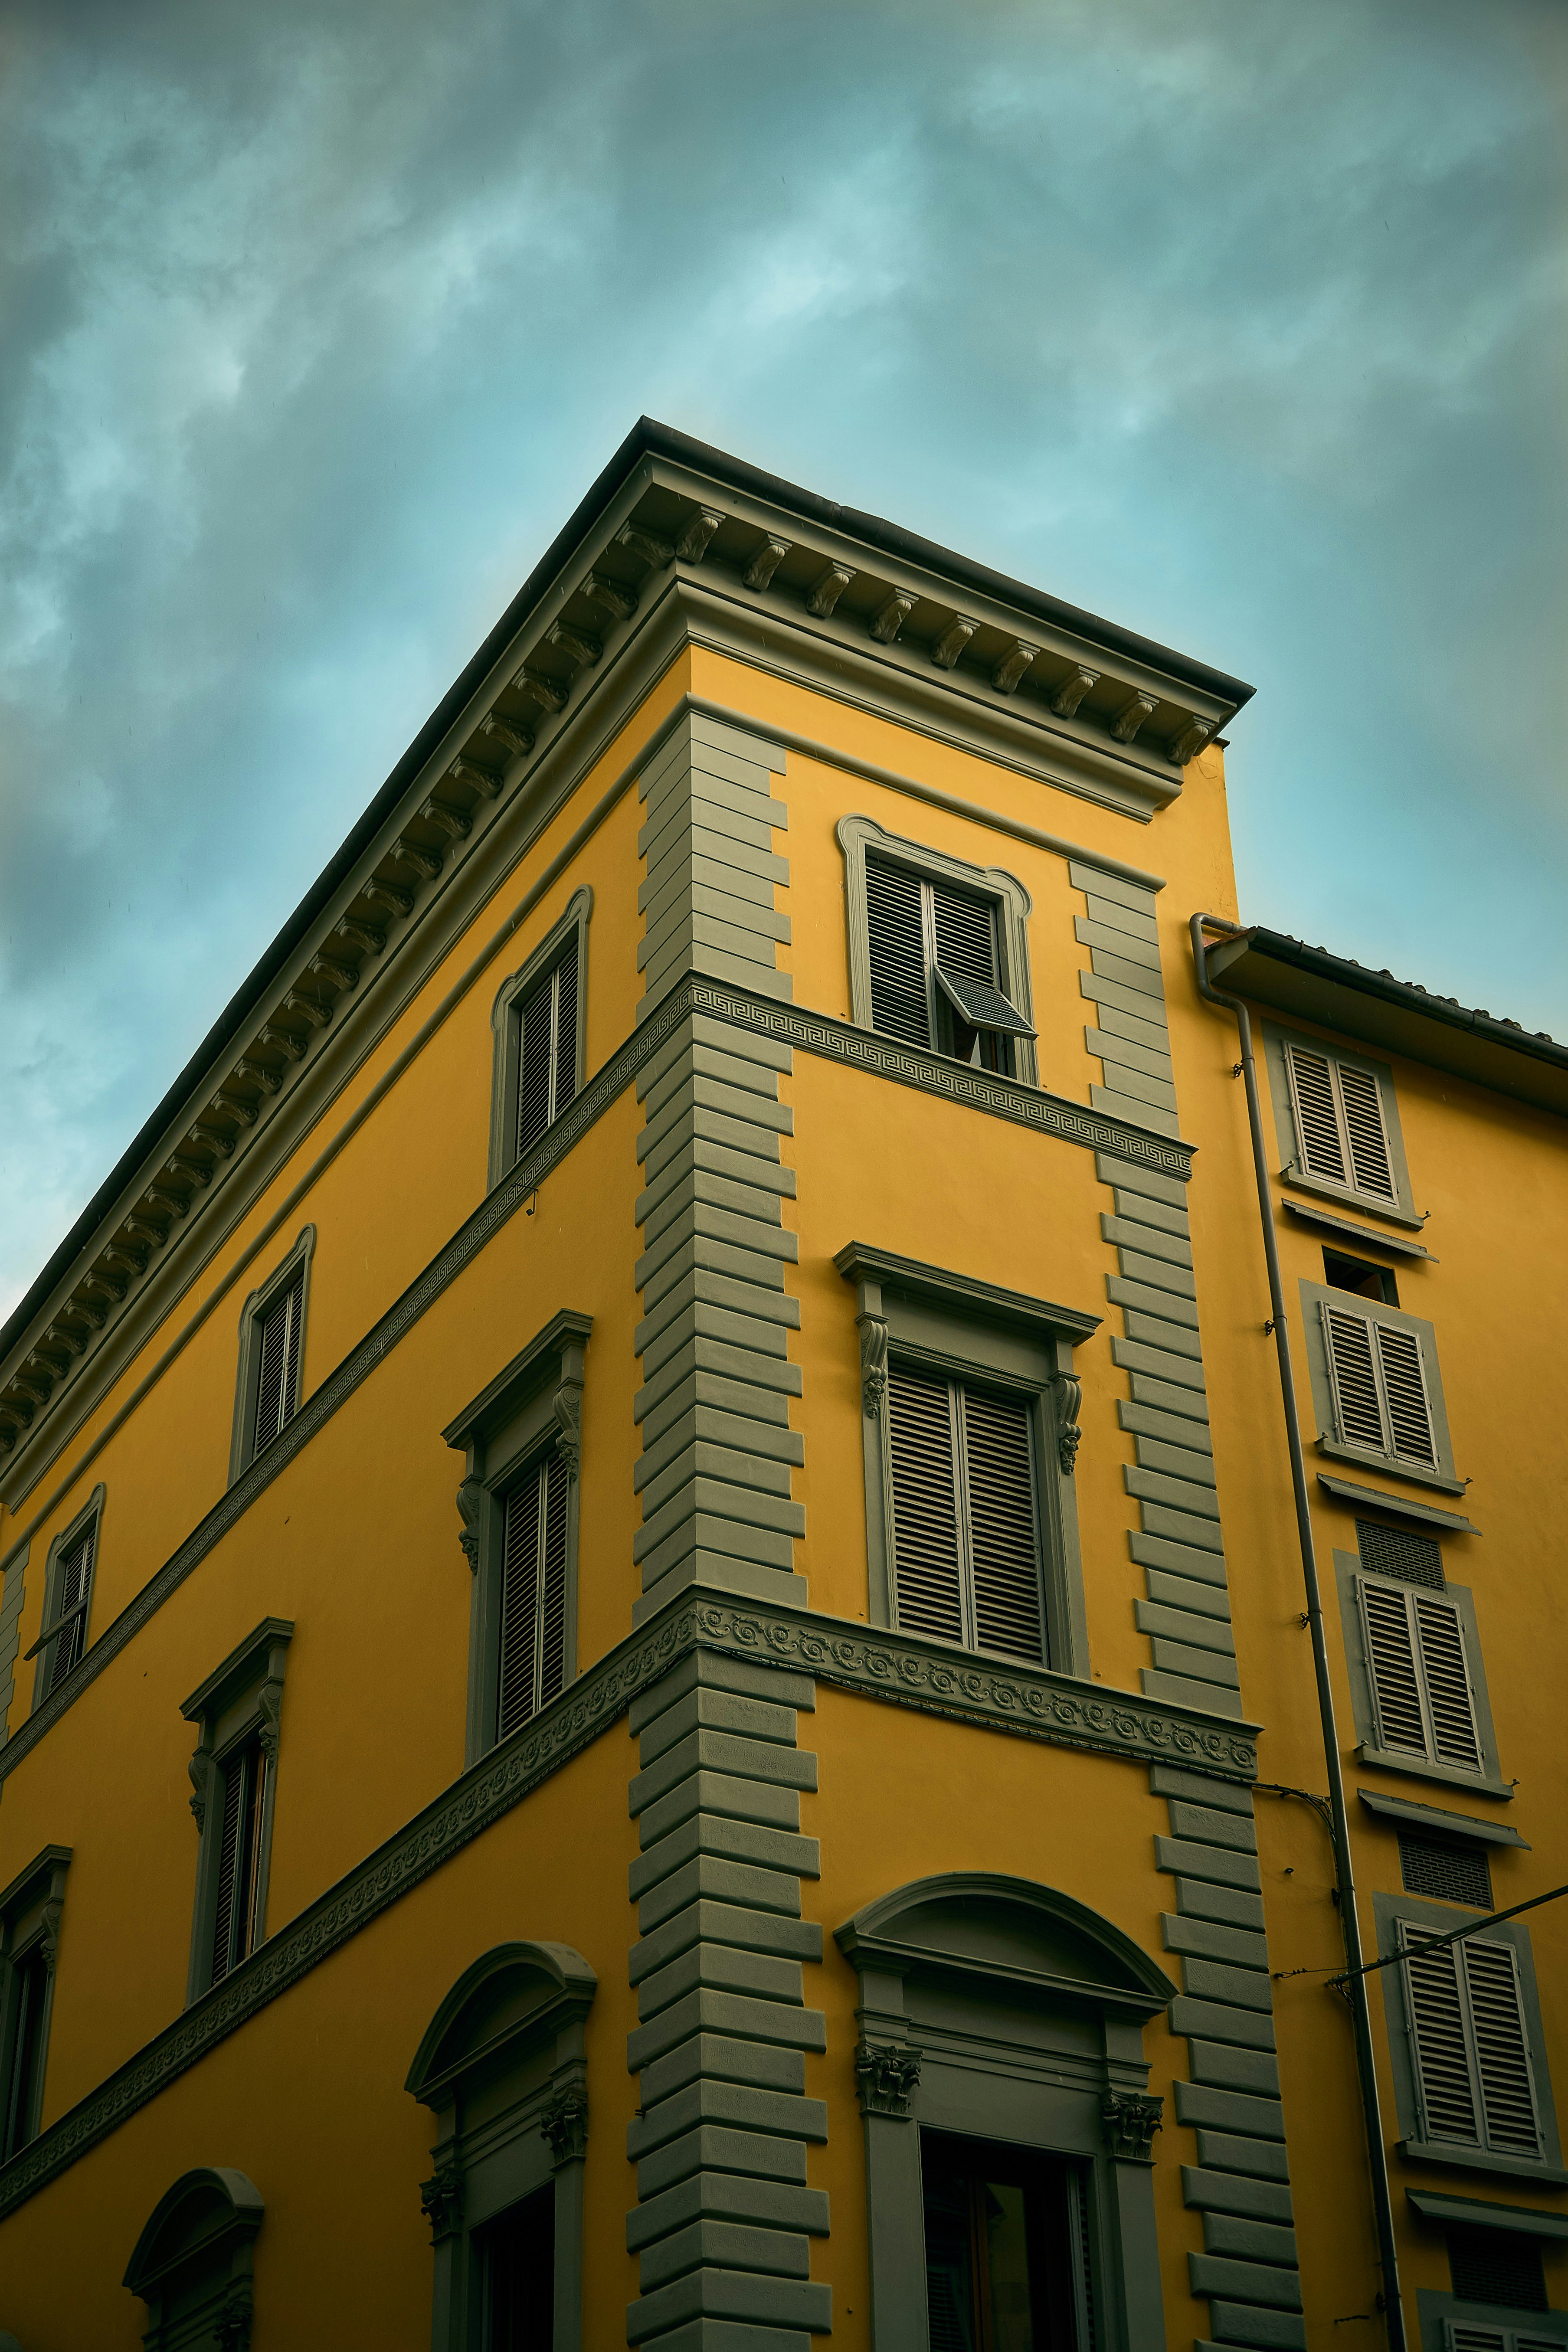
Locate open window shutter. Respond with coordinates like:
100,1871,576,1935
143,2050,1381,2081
1375,1325,1437,1467
1402,1923,1481,2144
1322,1305,1388,1452
210,1754,246,1985
498,1463,546,1738
1412,1593,1482,1771
1359,1580,1429,1754
517,966,557,1157
46,1518,97,1693
1285,1043,1349,1184
253,1267,304,1454
1337,1062,1396,1199
887,1365,964,1643
1462,1937,1542,2156
551,936,579,1120
959,1387,1044,1665
865,858,933,1050
538,1460,570,1710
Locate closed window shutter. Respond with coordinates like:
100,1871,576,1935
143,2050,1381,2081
887,1364,1044,1664
539,1458,570,1711
1375,1325,1437,1467
1464,1938,1543,2155
2,1944,48,2158
497,1457,569,1737
1413,1593,1483,1771
1446,2331,1564,2352
1321,1303,1437,1469
1359,1579,1429,1754
1402,1924,1542,2160
209,1739,268,1985
865,858,932,1049
1285,1041,1396,1201
253,1266,304,1455
1404,1923,1482,2143
46,1518,97,1694
1360,1578,1483,1770
1323,1305,1387,1452
516,939,578,1159
551,936,579,1119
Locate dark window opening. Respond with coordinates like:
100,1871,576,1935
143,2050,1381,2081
497,1456,570,1741
1448,2227,1548,2312
1323,1248,1399,1307
1,1943,48,2160
516,939,578,1160
922,2130,1090,2352
1400,1835,1492,1910
253,1266,304,1455
478,2181,555,2352
210,1737,268,1986
1355,1519,1444,1592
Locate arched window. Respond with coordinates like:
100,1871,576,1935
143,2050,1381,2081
836,1873,1176,2352
406,1941,596,2351
122,2167,263,2352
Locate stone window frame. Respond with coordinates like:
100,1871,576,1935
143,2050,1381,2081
26,1482,107,1711
1334,1549,1506,1800
0,1842,71,2158
180,1618,293,2005
488,887,593,1190
1372,1891,1567,2190
1261,1018,1422,1227
123,2166,264,2351
405,1940,597,2352
442,1311,592,1769
1299,1278,1463,1496
836,815,1040,1088
227,1224,317,1485
835,1871,1176,2352
836,1244,1097,1680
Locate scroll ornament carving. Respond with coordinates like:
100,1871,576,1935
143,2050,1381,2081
553,1380,583,1481
1052,1372,1083,1475
189,1748,213,1830
215,2285,254,2352
420,2160,464,2243
456,1476,484,1571
1050,664,1099,718
39,1897,64,1979
1101,2090,1163,2161
256,1679,283,1764
1169,717,1214,766
856,2038,923,2117
857,1313,889,1419
1111,690,1158,745
540,2082,589,2165
675,507,723,563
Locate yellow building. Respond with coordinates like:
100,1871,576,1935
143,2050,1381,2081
0,422,1562,2352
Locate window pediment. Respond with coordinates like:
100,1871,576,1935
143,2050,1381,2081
837,1872,1175,2019
406,1940,596,2113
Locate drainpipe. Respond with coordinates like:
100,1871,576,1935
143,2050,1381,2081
1189,912,1407,2352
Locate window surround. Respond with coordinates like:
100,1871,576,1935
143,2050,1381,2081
123,2166,264,2351
836,815,1039,1087
442,1311,591,1767
1335,1551,1507,1799
1262,1019,1423,1227
0,1843,71,2159
180,1617,293,2005
406,1940,596,2352
835,1871,1176,2352
26,1484,106,1710
836,1244,1097,1680
488,887,593,1190
228,1225,316,1485
1416,2305,1568,2352
1300,1279,1463,1495
1372,1892,1566,2187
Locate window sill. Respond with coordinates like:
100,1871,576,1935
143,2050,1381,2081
1281,1168,1425,1231
1357,1747,1513,1802
1398,2140,1568,2189
1316,1438,1467,1498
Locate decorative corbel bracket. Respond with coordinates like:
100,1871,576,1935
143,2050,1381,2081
1052,1371,1083,1476
857,1312,889,1421
540,2071,589,2166
455,1475,484,1571
855,2037,923,2117
419,2157,465,2244
1101,2090,1163,2161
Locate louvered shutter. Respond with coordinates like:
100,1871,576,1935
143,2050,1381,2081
1402,1925,1542,2160
45,1518,97,1694
497,1456,570,1737
961,1387,1044,1664
1413,1594,1483,1771
1464,1938,1543,2155
517,966,556,1157
865,859,933,1049
538,1459,570,1711
1359,1579,1429,1754
931,884,998,997
1338,1062,1396,1198
1285,1042,1396,1201
1360,1579,1482,1770
1323,1305,1387,1451
1285,1043,1349,1185
1321,1304,1437,1470
1375,1325,1437,1467
887,1366,964,1642
252,1267,304,1455
210,1740,268,1985
1404,1924,1482,2143
1445,2331,1564,2352
551,936,579,1119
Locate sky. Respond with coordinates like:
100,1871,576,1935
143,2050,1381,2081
1,0,1564,1318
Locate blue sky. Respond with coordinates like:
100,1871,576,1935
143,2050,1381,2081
1,0,1564,1315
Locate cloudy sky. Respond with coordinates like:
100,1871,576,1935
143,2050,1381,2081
2,0,1564,1315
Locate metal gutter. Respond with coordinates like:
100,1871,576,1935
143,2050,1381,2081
1190,912,1408,2352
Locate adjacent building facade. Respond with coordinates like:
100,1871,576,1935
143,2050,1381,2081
0,421,1563,2352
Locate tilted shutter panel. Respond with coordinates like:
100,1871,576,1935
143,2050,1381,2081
1285,1043,1349,1185
961,1387,1044,1665
498,1463,546,1738
1412,1593,1483,1772
252,1267,304,1455
1464,1937,1542,2156
1322,1305,1388,1452
865,858,932,1049
1403,1924,1481,2144
1337,1062,1396,1199
887,1365,964,1643
1360,1579,1430,1755
1375,1324,1437,1467
46,1518,97,1693
551,936,579,1119
516,965,557,1157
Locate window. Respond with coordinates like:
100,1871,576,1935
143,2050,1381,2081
489,889,591,1188
0,1845,69,2160
1449,2230,1549,2313
406,1942,595,2352
1324,1247,1399,1306
837,817,1039,1087
1360,1577,1483,1773
1402,1836,1493,1910
837,1245,1096,1678
182,1619,291,2005
26,1485,105,1708
1300,1281,1460,1492
229,1227,315,1483
1444,2329,1562,2352
124,2168,264,2351
1263,1024,1419,1224
443,1311,590,1765
923,2131,1092,2350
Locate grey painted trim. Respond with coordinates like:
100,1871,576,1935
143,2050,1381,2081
1416,2289,1568,2352
226,1224,317,1485
0,1587,1254,2223
1372,1891,1565,2179
837,812,1039,1086
1070,865,1177,1140
0,1539,27,1746
1333,1550,1508,1798
1300,1279,1463,1491
123,2164,264,2348
1282,1199,1436,1261
183,1619,294,2006
1318,1474,1480,1537
487,887,593,1190
1358,1791,1529,1849
1407,2188,1568,2239
833,1243,1100,1346
28,1484,106,1712
1261,1019,1420,1223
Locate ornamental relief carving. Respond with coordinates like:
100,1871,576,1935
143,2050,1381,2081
856,2038,923,2117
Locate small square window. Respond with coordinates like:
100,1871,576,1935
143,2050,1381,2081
1323,1247,1399,1307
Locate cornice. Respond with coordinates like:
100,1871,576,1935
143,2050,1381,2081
0,1587,1253,2221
